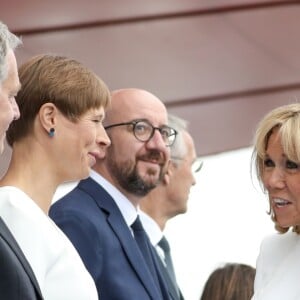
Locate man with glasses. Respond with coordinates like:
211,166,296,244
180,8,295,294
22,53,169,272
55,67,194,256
140,114,201,300
50,88,176,300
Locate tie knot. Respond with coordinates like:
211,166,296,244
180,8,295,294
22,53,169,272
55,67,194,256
158,236,170,252
131,215,144,232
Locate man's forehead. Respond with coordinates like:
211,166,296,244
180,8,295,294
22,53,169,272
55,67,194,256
109,92,168,125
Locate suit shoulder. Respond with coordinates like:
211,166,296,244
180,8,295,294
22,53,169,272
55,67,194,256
50,187,99,217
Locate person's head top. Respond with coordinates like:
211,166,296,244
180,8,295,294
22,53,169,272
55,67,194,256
200,263,255,300
140,114,200,227
95,88,176,206
0,21,21,154
6,54,111,182
252,103,300,234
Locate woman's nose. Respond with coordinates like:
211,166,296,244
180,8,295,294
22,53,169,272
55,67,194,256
97,125,111,148
264,167,286,190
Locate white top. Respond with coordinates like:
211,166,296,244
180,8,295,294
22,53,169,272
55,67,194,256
140,211,163,246
252,230,300,300
0,186,98,300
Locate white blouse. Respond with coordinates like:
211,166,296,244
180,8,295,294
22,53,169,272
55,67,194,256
252,231,300,300
0,186,98,300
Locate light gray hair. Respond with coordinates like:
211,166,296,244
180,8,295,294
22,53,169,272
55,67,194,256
0,21,22,83
168,113,188,159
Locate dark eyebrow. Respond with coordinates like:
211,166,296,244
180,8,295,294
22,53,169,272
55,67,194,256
131,118,147,123
139,119,169,127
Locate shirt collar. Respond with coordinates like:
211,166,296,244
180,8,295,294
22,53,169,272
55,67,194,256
90,170,137,227
139,210,163,246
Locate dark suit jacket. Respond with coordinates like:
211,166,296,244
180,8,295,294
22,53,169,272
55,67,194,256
155,253,185,300
49,177,171,300
0,217,43,300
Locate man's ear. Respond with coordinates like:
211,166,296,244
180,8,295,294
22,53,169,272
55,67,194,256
163,162,174,185
38,102,58,132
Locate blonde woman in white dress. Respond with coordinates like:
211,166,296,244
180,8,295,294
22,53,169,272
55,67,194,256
252,103,300,300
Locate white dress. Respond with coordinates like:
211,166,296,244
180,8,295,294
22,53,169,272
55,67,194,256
0,186,98,300
252,231,300,300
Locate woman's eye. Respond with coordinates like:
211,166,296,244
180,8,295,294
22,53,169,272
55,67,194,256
263,158,274,168
286,160,299,169
92,118,103,124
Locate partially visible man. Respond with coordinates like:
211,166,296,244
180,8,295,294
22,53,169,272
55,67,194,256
50,88,177,300
0,22,20,153
140,114,201,300
0,21,43,299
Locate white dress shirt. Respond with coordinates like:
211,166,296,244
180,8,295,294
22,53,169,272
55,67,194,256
0,186,98,300
90,170,138,228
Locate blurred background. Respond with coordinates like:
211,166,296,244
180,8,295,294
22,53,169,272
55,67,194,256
1,1,300,299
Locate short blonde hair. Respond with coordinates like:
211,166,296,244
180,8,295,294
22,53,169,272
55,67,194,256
7,54,110,145
252,103,300,234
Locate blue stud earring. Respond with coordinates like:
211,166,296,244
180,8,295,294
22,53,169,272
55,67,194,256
49,128,55,137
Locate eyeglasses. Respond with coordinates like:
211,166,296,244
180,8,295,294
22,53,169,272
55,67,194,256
105,119,177,147
192,159,204,173
171,156,204,173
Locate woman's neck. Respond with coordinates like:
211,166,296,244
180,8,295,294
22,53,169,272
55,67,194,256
0,146,58,214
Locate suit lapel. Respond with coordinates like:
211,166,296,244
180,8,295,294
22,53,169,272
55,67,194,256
78,178,163,300
108,212,164,299
0,217,43,299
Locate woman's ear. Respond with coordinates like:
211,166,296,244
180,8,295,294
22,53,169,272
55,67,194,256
38,103,58,132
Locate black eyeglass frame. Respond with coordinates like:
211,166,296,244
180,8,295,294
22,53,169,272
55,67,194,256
105,119,178,147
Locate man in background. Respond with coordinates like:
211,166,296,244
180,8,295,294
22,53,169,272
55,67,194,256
140,114,201,300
